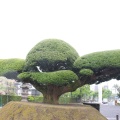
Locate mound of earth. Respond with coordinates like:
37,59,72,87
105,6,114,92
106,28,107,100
0,101,107,120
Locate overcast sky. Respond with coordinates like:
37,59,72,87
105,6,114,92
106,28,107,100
0,0,120,59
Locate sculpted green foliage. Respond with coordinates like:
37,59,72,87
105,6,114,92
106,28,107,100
0,58,25,76
74,50,120,71
18,70,78,86
24,39,79,72
74,50,120,84
79,69,94,76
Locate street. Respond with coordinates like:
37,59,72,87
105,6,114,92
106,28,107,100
100,104,120,120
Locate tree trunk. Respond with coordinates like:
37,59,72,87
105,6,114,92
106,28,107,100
43,93,60,104
33,80,81,105
41,81,82,104
42,85,62,104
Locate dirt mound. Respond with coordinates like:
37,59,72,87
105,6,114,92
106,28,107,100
0,101,107,120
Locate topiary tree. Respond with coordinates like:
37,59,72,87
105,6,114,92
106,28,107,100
18,39,120,104
18,39,80,104
2,39,120,104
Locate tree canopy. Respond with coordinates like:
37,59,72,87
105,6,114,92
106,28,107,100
0,59,25,80
74,50,120,85
102,88,112,99
74,50,120,70
1,39,120,104
24,39,79,72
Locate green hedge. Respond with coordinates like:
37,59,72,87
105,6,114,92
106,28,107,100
27,96,43,102
59,97,77,104
27,96,75,104
0,95,79,105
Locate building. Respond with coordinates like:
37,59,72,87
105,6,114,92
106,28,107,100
0,77,41,96
14,82,41,96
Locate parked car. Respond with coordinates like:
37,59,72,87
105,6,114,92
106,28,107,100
102,98,108,104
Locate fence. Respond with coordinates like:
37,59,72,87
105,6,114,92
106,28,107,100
0,95,21,107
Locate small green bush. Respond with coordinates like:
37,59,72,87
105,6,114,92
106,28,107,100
27,96,43,102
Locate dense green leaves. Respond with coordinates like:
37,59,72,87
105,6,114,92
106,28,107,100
74,50,120,85
25,39,79,72
71,84,91,97
74,50,120,71
102,88,112,99
0,59,25,76
18,70,78,86
79,69,94,76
